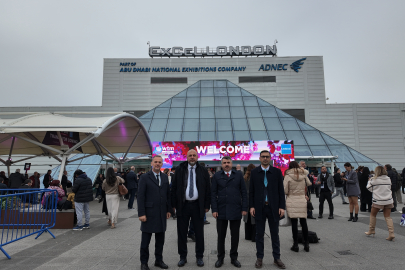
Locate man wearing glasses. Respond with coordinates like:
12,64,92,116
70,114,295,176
249,150,286,269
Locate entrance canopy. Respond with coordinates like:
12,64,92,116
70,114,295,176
0,113,152,179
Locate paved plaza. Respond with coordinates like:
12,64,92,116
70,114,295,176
1,194,404,270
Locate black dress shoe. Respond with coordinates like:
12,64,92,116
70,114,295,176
204,220,210,225
307,216,316,219
342,202,349,204
188,234,196,242
141,264,150,270
231,259,241,268
178,259,187,267
274,259,286,269
215,259,224,268
197,258,204,267
154,261,168,269
318,214,323,219
328,215,334,219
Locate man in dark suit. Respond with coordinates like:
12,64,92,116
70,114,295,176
171,149,210,267
43,170,52,188
127,166,138,209
249,150,286,269
211,156,247,268
137,155,171,270
61,170,68,195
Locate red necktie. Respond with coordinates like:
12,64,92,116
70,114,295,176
227,173,230,177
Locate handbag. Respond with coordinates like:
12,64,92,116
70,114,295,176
307,201,314,211
279,209,291,227
118,182,128,196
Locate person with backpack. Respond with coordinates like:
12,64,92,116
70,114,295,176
72,170,93,231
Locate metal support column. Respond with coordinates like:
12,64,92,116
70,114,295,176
58,155,68,181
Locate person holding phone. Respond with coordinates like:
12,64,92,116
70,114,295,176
342,163,361,222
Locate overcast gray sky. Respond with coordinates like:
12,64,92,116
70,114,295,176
1,0,404,107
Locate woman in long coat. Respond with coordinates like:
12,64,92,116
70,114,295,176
359,167,372,212
284,161,312,252
243,164,256,242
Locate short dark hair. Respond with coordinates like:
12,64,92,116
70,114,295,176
74,169,84,177
221,157,232,162
47,170,52,173
260,150,270,157
171,167,176,171
344,162,352,167
321,166,327,169
24,179,32,185
200,162,206,167
385,164,392,171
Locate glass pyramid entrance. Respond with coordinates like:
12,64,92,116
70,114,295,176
139,80,380,170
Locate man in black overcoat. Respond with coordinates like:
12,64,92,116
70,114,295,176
211,156,247,268
249,150,286,269
137,155,171,270
171,149,211,267
126,166,138,209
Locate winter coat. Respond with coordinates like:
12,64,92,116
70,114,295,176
72,174,94,203
387,169,398,191
243,175,255,224
367,175,393,205
345,170,360,197
102,177,125,195
42,186,65,205
284,169,312,218
359,173,372,204
126,171,138,190
8,172,26,189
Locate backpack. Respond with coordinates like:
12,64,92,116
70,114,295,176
297,230,320,243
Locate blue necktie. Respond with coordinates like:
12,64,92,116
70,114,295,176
264,169,268,202
189,167,194,198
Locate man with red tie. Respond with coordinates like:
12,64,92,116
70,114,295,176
211,156,248,268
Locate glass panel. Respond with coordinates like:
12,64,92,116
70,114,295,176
356,163,379,170
214,80,227,87
309,145,332,156
302,131,326,145
200,97,214,107
184,108,199,118
294,146,312,156
189,81,200,88
232,118,249,131
234,131,251,141
150,119,168,131
166,119,183,131
227,81,238,88
140,119,151,131
260,106,278,117
200,107,215,118
139,109,155,119
268,131,286,141
280,118,300,130
169,108,185,118
68,154,85,164
251,131,268,140
159,100,171,107
245,107,262,117
248,118,265,130
215,107,230,118
186,97,200,107
183,119,199,132
201,80,214,87
349,148,373,162
81,155,102,164
200,131,216,141
276,108,293,117
187,88,200,97
228,97,244,106
201,88,214,96
153,108,170,118
257,98,270,106
200,119,215,131
328,145,356,162
148,132,164,142
241,89,253,96
217,131,233,141
214,88,227,96
297,120,315,130
230,107,246,118
171,98,186,107
77,165,101,182
182,132,199,141
321,132,343,145
285,131,307,145
165,132,182,141
227,87,241,96
215,96,229,106
263,118,283,130
243,97,258,106
175,90,187,97
216,119,232,131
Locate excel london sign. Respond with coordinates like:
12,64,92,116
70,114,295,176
149,45,277,57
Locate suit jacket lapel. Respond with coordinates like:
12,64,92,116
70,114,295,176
149,171,159,186
226,171,235,185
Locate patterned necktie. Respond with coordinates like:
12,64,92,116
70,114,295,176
264,169,268,202
227,173,230,178
189,167,194,198
156,173,161,186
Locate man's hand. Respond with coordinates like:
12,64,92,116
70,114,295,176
316,181,321,185
242,211,247,216
279,208,285,218
166,212,171,219
342,178,347,181
250,207,255,217
139,215,147,222
212,212,218,219
205,209,209,213
305,195,309,201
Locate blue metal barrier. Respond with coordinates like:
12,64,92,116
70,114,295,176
0,189,57,259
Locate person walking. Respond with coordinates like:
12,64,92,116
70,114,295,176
171,149,211,268
61,170,68,196
317,166,335,219
137,155,171,270
359,167,372,212
332,168,348,204
8,169,26,189
284,161,312,252
385,164,398,212
211,156,247,268
43,170,53,188
249,150,286,269
342,163,361,222
243,164,256,242
392,168,402,204
102,167,125,229
365,166,395,241
72,170,93,230
126,166,138,210
93,173,104,200
401,167,405,194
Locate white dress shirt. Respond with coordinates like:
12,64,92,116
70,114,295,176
261,165,270,171
186,164,198,200
224,170,232,177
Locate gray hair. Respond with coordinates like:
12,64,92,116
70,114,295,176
130,166,135,171
299,160,305,164
152,155,163,161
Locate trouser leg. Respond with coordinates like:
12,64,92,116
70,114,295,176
319,192,325,215
188,220,195,236
392,190,397,210
190,203,204,259
140,232,152,264
255,216,265,259
268,217,281,260
155,232,165,262
396,188,402,203
83,202,90,224
245,214,252,240
216,219,228,260
177,206,190,259
229,219,241,260
325,192,334,216
75,202,83,226
128,188,136,208
300,218,309,243
290,218,298,242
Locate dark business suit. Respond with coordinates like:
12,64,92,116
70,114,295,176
126,171,138,209
211,170,248,260
137,170,171,264
249,166,285,260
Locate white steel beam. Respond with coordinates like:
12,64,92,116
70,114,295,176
123,128,141,160
13,134,63,154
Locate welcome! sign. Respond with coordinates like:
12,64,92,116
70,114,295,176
152,140,294,173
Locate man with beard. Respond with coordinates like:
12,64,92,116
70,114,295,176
317,166,335,219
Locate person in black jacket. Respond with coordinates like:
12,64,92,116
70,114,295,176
43,170,52,188
249,150,286,269
8,169,26,189
127,166,138,210
72,169,93,230
332,168,349,204
61,170,68,196
385,164,397,212
402,167,405,194
359,167,372,212
211,156,247,268
171,149,210,268
0,177,8,195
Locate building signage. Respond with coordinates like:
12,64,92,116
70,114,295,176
258,58,306,73
149,45,277,58
119,62,246,73
42,131,83,152
152,140,294,174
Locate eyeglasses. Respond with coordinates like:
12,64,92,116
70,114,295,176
260,156,270,159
